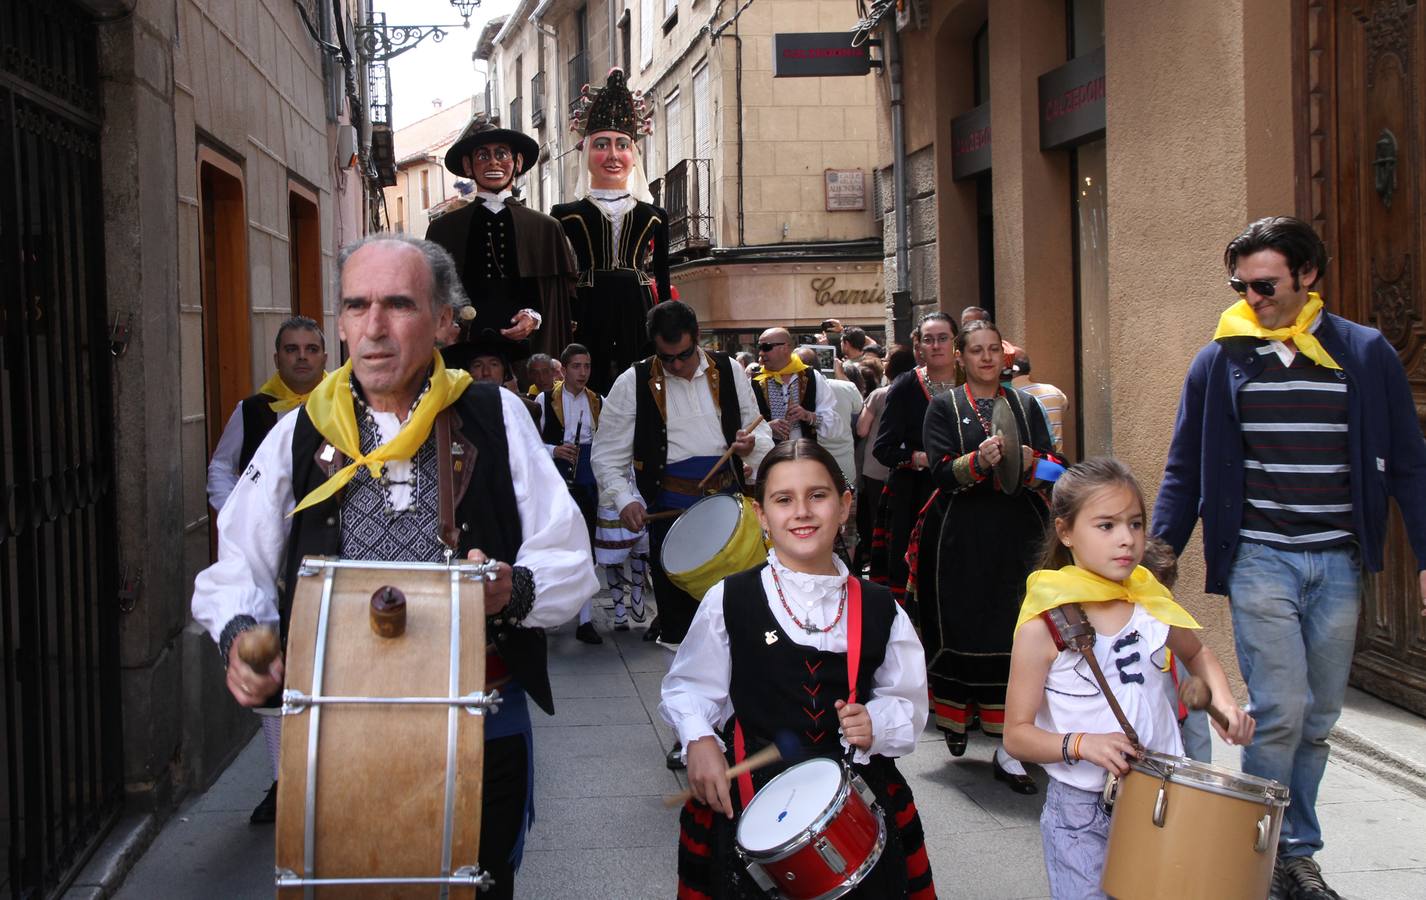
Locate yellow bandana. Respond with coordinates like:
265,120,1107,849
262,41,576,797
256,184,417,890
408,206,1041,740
754,353,808,384
257,372,317,413
290,352,473,515
1016,565,1200,633
1212,292,1340,370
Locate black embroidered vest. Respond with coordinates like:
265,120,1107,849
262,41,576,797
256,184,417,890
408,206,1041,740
752,369,819,444
239,393,280,469
281,382,555,714
631,351,743,502
722,565,894,790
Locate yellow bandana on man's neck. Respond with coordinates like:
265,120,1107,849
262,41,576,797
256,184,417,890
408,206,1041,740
257,371,318,413
1016,565,1200,633
1212,292,1339,370
754,353,808,384
289,352,472,515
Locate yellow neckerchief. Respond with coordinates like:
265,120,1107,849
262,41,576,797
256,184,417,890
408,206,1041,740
754,353,808,384
549,380,601,432
1016,564,1201,633
290,352,473,515
527,384,540,397
1212,292,1340,370
257,371,318,413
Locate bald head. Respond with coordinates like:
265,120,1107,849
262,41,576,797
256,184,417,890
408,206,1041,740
757,327,794,371
794,346,818,366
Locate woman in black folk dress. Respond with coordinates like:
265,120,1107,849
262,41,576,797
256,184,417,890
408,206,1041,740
917,319,1062,792
555,68,670,396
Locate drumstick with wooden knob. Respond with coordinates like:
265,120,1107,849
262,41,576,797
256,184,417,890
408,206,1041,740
697,416,765,489
1178,675,1231,731
237,626,280,675
662,743,783,809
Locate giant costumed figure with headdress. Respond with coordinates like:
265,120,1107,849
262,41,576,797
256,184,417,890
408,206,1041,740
554,68,671,396
426,115,579,361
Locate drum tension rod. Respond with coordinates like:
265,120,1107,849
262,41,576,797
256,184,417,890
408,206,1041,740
274,866,495,889
280,689,504,717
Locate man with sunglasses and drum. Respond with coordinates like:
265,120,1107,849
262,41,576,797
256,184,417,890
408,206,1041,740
591,300,772,668
191,234,598,900
1154,216,1426,900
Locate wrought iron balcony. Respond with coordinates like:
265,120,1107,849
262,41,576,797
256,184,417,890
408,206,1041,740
531,72,546,127
664,158,713,256
568,51,589,112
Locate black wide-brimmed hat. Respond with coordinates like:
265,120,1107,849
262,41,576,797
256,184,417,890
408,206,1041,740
569,67,654,143
444,115,540,177
441,328,530,375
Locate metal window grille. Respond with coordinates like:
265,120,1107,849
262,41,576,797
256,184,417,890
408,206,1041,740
665,158,713,256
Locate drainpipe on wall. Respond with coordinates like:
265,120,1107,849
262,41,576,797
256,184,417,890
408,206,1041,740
709,1,750,247
887,21,911,344
531,1,564,201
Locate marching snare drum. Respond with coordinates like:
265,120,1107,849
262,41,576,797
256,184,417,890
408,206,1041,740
660,493,766,600
736,757,887,900
275,557,501,898
1101,751,1290,900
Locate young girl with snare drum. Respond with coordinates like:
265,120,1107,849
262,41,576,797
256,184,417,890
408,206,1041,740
660,439,938,899
1004,458,1256,900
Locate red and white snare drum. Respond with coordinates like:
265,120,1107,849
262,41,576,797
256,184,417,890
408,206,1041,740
735,757,886,900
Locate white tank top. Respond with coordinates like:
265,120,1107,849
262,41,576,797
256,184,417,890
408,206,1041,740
1033,604,1184,792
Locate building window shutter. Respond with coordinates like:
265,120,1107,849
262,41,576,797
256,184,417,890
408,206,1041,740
665,0,678,17
693,64,711,159
664,91,683,172
641,1,654,68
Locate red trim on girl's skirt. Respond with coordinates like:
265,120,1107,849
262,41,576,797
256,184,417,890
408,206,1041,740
905,843,932,880
678,829,711,857
977,706,1006,726
933,701,969,725
677,885,713,900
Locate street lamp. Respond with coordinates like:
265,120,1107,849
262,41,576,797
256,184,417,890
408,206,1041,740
355,1,483,64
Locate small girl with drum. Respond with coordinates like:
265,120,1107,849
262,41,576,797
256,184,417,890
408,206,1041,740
1003,458,1256,899
660,439,938,899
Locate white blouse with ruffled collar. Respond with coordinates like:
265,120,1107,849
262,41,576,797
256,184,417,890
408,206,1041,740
588,187,637,248
658,550,929,764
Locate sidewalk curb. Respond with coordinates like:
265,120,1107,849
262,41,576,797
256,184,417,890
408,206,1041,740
65,808,165,899
1330,722,1426,802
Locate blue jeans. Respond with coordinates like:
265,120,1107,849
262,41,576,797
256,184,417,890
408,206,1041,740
1228,541,1361,859
1039,779,1111,900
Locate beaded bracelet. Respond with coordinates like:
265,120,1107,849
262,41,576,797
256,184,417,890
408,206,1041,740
1061,732,1076,765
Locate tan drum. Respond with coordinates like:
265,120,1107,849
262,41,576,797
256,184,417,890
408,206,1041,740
1101,751,1290,900
275,557,502,897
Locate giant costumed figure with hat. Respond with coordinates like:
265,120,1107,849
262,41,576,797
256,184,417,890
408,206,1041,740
426,115,578,360
553,68,671,396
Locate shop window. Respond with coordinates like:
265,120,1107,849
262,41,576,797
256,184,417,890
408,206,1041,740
288,179,322,325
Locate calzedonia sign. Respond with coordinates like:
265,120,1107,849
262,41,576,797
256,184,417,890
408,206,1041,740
950,103,991,180
1038,46,1106,150
773,33,873,78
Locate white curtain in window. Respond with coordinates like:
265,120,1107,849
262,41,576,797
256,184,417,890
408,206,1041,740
641,0,654,68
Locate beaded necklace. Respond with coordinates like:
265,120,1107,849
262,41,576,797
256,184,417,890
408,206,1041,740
769,564,846,634
964,382,1003,438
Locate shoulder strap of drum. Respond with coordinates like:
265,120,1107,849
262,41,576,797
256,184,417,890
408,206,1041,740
1041,603,1141,748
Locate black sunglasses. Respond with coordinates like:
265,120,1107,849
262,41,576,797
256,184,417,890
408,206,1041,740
757,341,787,353
1229,277,1279,297
656,345,698,364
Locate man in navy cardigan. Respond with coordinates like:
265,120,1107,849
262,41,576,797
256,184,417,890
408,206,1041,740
1153,216,1426,900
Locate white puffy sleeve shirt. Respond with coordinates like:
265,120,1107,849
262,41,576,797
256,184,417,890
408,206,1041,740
659,550,928,764
191,388,598,643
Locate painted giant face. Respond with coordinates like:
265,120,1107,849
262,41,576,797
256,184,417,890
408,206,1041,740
464,143,519,193
586,131,636,190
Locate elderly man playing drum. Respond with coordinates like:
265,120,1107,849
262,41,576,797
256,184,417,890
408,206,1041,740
591,301,772,661
191,234,597,900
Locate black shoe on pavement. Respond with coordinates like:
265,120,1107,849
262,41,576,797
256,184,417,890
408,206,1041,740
575,622,603,644
992,754,1038,795
613,621,630,632
250,780,278,824
1282,855,1341,900
944,730,968,757
1268,859,1293,900
642,616,661,642
666,743,685,770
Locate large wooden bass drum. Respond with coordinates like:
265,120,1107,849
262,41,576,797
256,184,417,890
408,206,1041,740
275,557,502,897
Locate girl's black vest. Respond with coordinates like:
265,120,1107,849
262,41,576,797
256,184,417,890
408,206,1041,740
630,352,744,503
280,382,555,714
722,565,895,791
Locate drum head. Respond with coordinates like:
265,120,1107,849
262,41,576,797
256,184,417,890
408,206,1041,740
736,758,843,854
661,494,743,573
1132,751,1290,805
991,395,1023,496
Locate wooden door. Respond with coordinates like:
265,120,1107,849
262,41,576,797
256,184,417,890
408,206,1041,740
1296,0,1426,714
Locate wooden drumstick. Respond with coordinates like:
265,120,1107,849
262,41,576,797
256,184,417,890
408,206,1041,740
697,415,765,489
1178,675,1231,730
237,626,280,676
644,509,685,523
662,743,783,809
